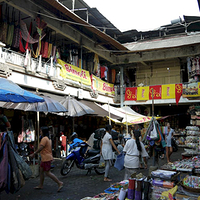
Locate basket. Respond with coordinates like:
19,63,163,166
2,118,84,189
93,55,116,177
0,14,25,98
181,182,200,193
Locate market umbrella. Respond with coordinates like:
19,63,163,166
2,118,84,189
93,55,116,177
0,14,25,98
57,95,94,134
59,95,94,117
0,78,44,103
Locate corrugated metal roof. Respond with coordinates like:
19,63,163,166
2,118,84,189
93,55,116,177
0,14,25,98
123,32,200,52
42,0,126,51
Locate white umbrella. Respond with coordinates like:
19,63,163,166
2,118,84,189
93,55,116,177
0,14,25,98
59,95,94,117
58,95,94,133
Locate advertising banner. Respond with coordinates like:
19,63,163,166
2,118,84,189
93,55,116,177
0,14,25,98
149,85,162,100
57,59,91,86
91,75,115,95
125,87,137,101
175,83,183,105
161,84,175,99
137,86,149,101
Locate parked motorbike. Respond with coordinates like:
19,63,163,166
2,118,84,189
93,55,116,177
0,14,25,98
60,142,105,176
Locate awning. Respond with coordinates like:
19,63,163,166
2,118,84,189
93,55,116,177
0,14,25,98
79,100,122,120
98,104,152,124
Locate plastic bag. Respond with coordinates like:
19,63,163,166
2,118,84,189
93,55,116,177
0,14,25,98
99,155,105,167
114,153,125,171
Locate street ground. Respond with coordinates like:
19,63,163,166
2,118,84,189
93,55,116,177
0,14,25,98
0,148,184,200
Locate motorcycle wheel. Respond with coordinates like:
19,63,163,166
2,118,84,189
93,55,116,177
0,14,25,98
94,166,105,175
60,159,74,176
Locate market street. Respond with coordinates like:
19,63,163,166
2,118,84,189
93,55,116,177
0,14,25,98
0,148,185,200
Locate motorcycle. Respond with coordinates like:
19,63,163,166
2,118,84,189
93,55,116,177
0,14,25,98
60,141,105,176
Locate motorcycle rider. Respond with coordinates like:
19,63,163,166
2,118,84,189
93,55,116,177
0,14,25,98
69,132,87,156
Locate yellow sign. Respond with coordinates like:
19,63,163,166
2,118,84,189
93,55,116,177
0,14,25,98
57,59,91,86
91,75,115,95
137,86,149,101
162,84,175,99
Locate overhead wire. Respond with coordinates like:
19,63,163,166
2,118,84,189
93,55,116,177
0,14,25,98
26,8,200,53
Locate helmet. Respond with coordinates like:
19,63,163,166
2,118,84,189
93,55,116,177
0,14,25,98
70,132,77,141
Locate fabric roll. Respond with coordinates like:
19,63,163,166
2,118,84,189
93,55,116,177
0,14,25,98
118,188,127,200
135,179,143,200
129,178,135,189
143,178,151,200
127,188,134,200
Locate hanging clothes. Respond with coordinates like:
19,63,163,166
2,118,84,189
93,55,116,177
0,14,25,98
0,4,8,44
25,20,32,50
19,31,25,53
35,17,47,58
0,133,8,193
12,11,20,49
42,40,49,58
47,31,52,58
111,69,116,83
100,65,106,79
6,8,15,46
93,53,100,75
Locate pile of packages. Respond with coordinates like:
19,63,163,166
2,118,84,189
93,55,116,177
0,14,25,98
150,169,178,199
81,173,152,200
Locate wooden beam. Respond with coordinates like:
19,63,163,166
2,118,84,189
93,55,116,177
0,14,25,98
116,44,200,65
6,0,118,63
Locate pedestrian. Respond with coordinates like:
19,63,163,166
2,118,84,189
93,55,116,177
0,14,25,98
165,122,175,163
101,124,120,182
30,127,63,192
160,122,168,159
0,108,11,132
123,130,149,180
60,131,67,157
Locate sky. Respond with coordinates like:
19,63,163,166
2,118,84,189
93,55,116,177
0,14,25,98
84,0,200,32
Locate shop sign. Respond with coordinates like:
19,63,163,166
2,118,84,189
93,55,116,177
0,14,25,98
91,75,115,95
182,82,200,97
124,87,137,101
57,59,91,86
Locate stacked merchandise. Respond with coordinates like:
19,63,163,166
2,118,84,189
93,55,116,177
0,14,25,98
185,126,200,149
117,173,151,200
160,156,200,174
150,169,178,200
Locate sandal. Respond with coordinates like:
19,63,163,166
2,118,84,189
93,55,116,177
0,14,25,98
34,186,43,190
57,183,63,192
104,178,112,182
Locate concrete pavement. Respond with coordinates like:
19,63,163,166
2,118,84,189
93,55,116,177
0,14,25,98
0,148,185,200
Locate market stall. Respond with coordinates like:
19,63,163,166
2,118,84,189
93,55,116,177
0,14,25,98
80,125,200,200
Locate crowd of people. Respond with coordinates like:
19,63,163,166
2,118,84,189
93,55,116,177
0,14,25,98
48,121,175,182
1,105,175,188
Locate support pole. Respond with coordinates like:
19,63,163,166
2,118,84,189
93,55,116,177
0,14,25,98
120,67,124,108
108,101,111,125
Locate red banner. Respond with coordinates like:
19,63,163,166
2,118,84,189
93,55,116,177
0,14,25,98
125,87,137,101
175,83,182,105
149,85,162,100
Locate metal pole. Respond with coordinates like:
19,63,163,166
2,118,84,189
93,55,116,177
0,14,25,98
37,111,40,147
108,101,111,125
120,67,124,108
152,88,154,117
151,88,156,166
